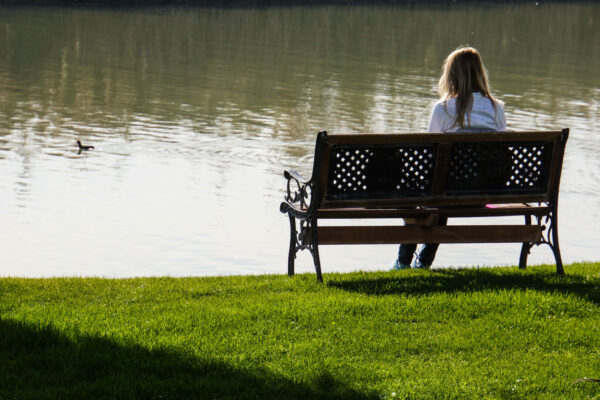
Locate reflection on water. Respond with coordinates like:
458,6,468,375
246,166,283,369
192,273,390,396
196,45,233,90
0,4,598,277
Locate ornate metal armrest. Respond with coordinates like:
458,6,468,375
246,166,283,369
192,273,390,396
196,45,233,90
279,201,310,219
280,169,313,217
284,170,310,185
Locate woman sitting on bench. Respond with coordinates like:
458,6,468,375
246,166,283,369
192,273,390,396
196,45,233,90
392,46,507,270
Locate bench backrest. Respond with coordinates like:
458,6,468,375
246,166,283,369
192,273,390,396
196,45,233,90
311,130,569,209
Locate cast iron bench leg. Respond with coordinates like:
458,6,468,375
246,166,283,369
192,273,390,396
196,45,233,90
550,209,564,275
311,216,323,283
287,214,296,277
519,215,532,269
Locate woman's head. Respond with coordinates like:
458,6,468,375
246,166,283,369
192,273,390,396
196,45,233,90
438,46,495,128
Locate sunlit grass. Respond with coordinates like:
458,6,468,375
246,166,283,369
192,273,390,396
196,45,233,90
1,263,600,399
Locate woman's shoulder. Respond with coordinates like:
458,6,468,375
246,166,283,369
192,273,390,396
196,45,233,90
431,99,454,120
429,99,456,132
432,98,455,112
491,96,505,108
473,92,504,109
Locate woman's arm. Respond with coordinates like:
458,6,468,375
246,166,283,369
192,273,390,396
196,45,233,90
496,103,507,130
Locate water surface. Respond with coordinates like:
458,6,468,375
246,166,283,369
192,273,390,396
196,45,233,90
0,3,598,277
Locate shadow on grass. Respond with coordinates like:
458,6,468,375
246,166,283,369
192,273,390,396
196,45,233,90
0,318,377,400
327,268,600,305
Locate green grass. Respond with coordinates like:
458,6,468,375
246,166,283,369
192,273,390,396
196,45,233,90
2,263,600,399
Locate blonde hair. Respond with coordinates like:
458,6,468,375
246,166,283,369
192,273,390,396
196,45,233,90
438,46,496,129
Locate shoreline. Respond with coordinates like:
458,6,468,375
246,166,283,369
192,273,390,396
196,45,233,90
1,261,597,280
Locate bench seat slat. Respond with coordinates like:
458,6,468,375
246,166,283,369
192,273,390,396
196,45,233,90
316,225,542,245
317,204,550,219
320,194,551,209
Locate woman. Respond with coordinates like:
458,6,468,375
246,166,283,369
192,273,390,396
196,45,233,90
392,46,507,270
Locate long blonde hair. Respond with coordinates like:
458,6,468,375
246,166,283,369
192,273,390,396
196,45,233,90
438,46,496,129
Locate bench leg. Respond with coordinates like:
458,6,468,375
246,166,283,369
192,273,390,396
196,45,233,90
519,243,530,269
519,215,532,269
285,214,322,282
311,247,323,283
287,214,296,277
310,217,323,283
549,209,564,275
537,208,564,275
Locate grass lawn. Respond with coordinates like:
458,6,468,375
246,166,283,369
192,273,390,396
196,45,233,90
1,263,600,399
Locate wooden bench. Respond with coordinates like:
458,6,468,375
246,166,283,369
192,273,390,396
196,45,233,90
280,129,569,282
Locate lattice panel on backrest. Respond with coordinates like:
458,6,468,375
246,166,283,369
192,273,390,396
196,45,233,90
446,141,552,195
329,147,374,194
326,144,437,200
508,143,550,190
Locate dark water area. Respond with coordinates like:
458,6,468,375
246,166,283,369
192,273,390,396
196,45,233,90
0,3,598,277
0,0,587,7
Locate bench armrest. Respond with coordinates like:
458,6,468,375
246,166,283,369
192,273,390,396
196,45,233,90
280,169,313,217
284,169,310,185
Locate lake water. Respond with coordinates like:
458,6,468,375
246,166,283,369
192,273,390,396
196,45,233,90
1,3,598,278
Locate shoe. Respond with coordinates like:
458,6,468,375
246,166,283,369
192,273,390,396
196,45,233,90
391,260,411,270
412,260,431,270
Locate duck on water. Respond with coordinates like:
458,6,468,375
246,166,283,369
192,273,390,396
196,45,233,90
76,140,94,153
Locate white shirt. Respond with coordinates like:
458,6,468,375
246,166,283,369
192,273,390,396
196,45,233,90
428,92,506,132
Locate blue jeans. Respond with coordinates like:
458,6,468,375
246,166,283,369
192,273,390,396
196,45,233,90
398,216,448,267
